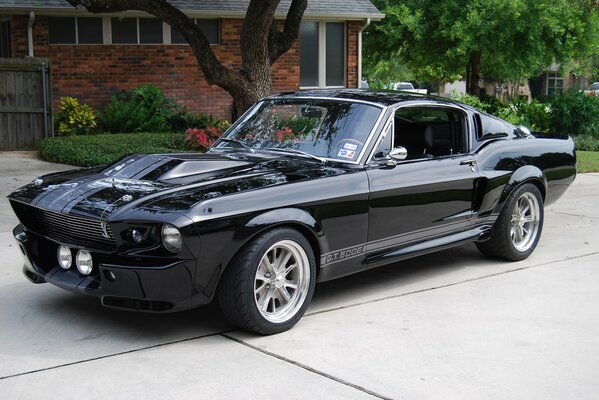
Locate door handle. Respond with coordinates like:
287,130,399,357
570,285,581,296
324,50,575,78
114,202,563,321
460,159,477,166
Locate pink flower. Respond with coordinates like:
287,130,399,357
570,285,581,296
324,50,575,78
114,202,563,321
185,127,222,150
275,127,294,142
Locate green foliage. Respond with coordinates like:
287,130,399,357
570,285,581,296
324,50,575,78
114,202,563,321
495,98,552,133
453,90,599,137
363,58,415,89
450,92,492,112
574,136,599,151
55,97,97,136
168,110,215,132
546,90,599,137
365,0,599,83
99,84,177,133
39,132,188,167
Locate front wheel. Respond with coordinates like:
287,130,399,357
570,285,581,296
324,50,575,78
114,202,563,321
476,183,544,261
217,228,316,334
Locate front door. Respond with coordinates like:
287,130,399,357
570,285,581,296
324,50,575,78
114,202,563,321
365,105,480,259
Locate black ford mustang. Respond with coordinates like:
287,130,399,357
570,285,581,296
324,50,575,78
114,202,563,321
10,90,576,334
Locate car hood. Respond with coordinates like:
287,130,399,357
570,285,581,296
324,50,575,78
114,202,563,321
9,152,349,220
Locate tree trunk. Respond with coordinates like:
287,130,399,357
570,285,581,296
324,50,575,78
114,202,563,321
466,51,481,96
68,0,307,120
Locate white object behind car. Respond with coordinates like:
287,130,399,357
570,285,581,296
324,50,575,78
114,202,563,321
392,82,427,94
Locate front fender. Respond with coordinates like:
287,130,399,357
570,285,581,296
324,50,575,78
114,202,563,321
240,207,326,253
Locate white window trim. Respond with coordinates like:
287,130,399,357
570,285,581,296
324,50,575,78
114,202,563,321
162,21,170,44
299,20,346,90
546,72,564,95
102,16,111,44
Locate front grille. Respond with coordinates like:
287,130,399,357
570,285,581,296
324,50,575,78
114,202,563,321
12,201,117,252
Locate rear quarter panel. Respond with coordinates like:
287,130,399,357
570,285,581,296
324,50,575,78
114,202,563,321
474,136,576,220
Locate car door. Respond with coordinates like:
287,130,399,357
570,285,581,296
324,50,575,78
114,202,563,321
365,105,480,260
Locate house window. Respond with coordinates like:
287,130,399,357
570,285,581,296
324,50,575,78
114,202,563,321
111,17,137,44
171,19,220,45
49,17,76,44
547,72,564,95
1,20,11,57
111,17,163,44
139,18,163,44
300,21,346,88
77,18,103,44
48,17,103,44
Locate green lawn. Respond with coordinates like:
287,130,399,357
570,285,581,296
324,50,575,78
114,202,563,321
577,151,599,173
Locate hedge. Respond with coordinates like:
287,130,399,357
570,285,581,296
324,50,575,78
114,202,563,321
39,132,189,167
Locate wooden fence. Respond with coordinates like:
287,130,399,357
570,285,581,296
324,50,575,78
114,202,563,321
0,58,52,150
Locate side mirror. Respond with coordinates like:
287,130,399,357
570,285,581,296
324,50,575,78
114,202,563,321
516,125,534,138
389,146,408,161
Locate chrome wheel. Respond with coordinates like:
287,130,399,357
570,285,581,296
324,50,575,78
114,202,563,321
510,192,541,252
254,240,310,324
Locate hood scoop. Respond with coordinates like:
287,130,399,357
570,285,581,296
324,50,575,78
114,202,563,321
157,160,252,183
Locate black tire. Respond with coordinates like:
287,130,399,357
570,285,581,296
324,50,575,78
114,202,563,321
217,228,316,334
476,183,544,261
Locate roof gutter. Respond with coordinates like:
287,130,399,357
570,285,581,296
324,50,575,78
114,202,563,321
27,11,35,57
357,18,371,87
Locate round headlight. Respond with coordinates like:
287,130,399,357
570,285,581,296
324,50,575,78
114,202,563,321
76,250,93,275
57,245,72,270
161,224,182,253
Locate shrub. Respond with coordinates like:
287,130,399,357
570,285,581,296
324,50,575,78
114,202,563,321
39,132,188,167
169,110,232,132
574,135,599,151
185,127,222,150
168,110,214,132
99,84,177,133
450,91,491,112
546,90,599,137
495,98,552,133
55,96,97,136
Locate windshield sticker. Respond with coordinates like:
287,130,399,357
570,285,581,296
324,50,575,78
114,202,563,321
337,149,356,159
343,143,358,151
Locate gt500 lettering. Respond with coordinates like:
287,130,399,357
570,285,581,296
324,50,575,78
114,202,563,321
321,245,366,266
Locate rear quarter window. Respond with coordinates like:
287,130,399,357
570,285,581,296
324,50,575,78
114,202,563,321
480,114,514,139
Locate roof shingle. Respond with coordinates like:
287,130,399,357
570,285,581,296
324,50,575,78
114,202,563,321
0,0,383,19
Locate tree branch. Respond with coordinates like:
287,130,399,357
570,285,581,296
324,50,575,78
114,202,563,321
268,0,308,64
66,0,245,92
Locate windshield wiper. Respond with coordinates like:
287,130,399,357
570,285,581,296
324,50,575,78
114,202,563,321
263,147,326,163
216,138,254,152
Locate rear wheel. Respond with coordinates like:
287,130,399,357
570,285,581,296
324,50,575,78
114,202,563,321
217,228,316,334
476,183,544,261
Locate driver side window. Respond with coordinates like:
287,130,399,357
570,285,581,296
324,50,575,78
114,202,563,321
393,107,467,160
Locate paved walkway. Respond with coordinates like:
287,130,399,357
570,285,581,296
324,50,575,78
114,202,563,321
0,153,598,399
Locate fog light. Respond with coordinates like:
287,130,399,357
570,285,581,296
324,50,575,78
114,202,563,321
161,224,182,253
131,229,142,244
76,250,93,275
57,245,72,270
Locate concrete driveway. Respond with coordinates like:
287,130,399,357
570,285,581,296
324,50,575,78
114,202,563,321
0,153,598,399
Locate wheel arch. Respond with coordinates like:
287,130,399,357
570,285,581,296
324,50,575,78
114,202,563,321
497,166,547,213
228,207,325,273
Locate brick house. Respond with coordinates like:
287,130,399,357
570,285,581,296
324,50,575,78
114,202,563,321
0,0,383,119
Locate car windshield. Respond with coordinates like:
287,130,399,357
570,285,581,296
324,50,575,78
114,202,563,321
211,99,382,162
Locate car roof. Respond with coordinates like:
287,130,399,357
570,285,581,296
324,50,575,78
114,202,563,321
268,89,461,107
